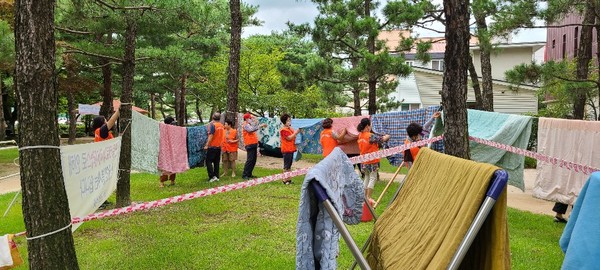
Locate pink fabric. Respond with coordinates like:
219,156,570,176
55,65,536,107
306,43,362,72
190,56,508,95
158,123,190,174
331,115,370,155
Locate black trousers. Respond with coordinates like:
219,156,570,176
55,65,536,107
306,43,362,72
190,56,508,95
552,202,569,215
242,144,258,178
206,147,221,179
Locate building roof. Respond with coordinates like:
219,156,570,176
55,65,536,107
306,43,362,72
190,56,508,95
411,66,539,91
470,42,546,52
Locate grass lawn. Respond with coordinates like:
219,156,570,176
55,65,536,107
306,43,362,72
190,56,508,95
0,148,18,164
1,164,565,269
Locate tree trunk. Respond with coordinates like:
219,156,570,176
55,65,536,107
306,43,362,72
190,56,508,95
173,76,183,125
175,74,186,126
226,0,242,125
365,0,377,115
67,90,77,144
195,97,203,124
99,35,113,118
573,4,594,120
351,58,361,116
116,15,136,207
0,73,6,141
474,10,493,111
15,0,79,268
442,0,471,159
468,55,483,110
597,22,600,121
150,92,156,119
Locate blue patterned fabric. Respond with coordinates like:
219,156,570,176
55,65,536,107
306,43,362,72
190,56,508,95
187,125,208,168
296,148,364,270
257,117,283,157
297,121,324,155
371,106,441,166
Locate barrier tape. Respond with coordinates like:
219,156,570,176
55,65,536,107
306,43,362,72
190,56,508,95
71,135,444,224
469,136,600,175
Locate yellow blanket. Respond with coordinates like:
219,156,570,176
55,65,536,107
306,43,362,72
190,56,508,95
366,148,510,269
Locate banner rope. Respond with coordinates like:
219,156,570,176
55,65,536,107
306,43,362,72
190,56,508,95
12,134,599,235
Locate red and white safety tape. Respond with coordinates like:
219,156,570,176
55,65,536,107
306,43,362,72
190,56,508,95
72,135,444,224
469,136,600,175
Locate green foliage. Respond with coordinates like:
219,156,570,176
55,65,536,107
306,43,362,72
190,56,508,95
506,60,599,119
0,19,14,72
58,124,87,138
524,157,537,169
305,0,411,113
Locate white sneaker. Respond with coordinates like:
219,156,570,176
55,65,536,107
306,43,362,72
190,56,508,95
209,177,219,183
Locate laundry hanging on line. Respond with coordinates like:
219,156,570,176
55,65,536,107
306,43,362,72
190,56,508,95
533,117,600,204
371,106,442,166
432,109,532,190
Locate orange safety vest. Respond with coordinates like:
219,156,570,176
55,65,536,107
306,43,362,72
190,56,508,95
242,122,259,146
403,138,421,162
94,127,114,142
280,126,297,153
320,128,338,157
222,129,238,153
358,131,379,164
208,122,225,148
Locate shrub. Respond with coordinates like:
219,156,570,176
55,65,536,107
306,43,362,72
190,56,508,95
524,156,537,169
59,124,87,138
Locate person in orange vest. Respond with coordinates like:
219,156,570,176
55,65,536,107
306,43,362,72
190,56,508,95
159,116,178,188
241,112,267,180
221,118,239,178
204,112,225,182
403,111,440,163
91,107,120,208
280,113,300,185
357,118,390,202
92,107,120,142
319,118,347,157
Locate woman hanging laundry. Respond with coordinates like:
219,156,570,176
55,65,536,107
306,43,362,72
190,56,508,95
357,118,390,202
319,118,347,157
280,113,300,185
404,111,440,163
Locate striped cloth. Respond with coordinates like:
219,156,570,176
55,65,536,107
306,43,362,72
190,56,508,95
371,106,442,166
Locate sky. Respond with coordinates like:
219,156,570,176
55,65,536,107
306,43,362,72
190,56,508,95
242,0,546,43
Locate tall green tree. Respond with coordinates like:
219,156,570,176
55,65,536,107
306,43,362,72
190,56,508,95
15,0,79,267
309,0,410,115
442,0,471,159
226,0,242,123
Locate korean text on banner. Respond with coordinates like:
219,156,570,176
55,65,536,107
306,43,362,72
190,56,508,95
78,104,101,115
60,137,121,229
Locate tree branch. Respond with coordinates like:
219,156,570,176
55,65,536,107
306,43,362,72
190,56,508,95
553,74,600,86
56,26,93,35
94,0,158,11
63,49,124,62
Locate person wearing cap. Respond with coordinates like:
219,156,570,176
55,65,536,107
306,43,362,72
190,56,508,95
241,112,267,180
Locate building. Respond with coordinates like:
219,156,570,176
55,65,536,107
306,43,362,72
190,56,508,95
545,13,598,62
378,30,542,115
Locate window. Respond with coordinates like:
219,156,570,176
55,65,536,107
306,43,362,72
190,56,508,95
552,39,555,48
401,104,410,111
406,61,413,67
432,60,445,71
574,27,579,57
562,34,567,59
410,104,420,110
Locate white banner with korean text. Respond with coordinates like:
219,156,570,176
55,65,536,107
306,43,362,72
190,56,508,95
60,137,121,230
78,104,101,115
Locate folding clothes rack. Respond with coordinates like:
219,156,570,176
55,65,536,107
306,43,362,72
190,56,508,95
309,162,508,270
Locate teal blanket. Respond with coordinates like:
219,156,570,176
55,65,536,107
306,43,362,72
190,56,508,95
433,109,532,190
